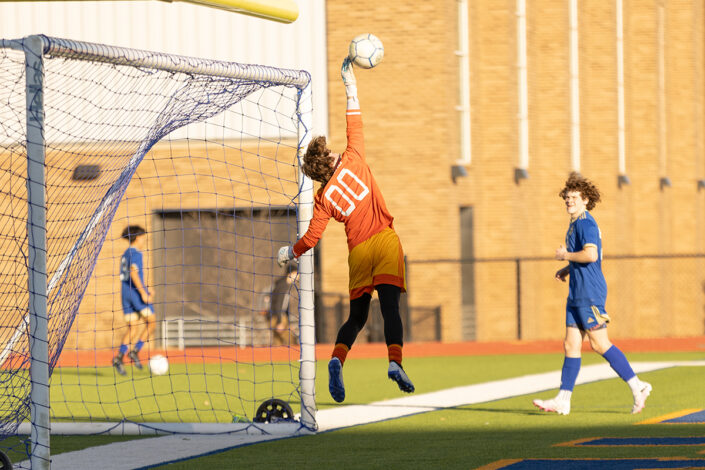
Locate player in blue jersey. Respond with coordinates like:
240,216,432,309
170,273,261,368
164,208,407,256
533,173,652,415
112,225,155,376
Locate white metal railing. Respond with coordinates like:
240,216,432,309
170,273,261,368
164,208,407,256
160,318,260,350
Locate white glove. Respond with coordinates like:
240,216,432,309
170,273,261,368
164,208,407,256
341,57,356,86
277,246,294,267
341,57,358,107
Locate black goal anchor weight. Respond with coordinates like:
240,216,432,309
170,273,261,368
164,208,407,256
0,449,12,469
252,399,294,424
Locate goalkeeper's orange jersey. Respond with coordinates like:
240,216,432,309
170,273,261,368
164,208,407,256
292,109,394,257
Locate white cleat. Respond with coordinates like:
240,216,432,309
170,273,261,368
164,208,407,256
533,398,570,415
632,381,652,414
388,361,415,393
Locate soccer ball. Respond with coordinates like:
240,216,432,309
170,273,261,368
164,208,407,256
348,33,384,69
149,354,169,375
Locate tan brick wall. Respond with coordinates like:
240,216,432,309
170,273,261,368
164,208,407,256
324,0,705,341
325,0,465,341
55,140,298,350
9,0,705,351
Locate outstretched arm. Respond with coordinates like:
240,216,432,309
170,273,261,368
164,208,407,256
277,200,331,266
341,57,364,160
341,57,358,110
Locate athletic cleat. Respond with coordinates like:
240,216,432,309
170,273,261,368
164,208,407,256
632,381,652,414
112,357,126,376
388,361,415,393
533,398,570,415
328,357,345,403
128,350,143,369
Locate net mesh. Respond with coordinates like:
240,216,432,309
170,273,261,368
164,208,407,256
0,36,312,464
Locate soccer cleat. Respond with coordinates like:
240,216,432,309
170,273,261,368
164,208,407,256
128,350,143,370
532,397,570,415
112,357,126,376
328,357,345,403
388,361,415,393
631,381,652,414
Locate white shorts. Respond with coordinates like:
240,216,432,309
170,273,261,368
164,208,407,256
124,307,154,322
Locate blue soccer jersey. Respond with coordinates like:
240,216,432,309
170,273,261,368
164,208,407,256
565,211,607,307
120,247,150,313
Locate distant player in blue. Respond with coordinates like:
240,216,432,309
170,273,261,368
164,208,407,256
113,225,155,376
533,173,652,415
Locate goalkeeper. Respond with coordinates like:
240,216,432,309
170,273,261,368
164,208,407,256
113,225,155,376
278,57,414,403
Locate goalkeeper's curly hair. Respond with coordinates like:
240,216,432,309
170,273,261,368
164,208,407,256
303,136,336,185
559,172,601,211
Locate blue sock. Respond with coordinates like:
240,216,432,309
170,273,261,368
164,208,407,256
118,344,128,356
134,340,144,352
602,345,636,382
559,356,581,391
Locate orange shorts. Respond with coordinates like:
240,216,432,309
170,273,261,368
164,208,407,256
348,227,406,300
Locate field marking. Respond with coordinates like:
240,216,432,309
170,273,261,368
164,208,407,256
477,457,705,470
638,409,704,425
561,437,705,446
21,360,705,470
316,360,705,431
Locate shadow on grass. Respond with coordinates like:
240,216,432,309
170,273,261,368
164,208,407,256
3,423,704,470
53,367,119,378
0,434,145,467
143,422,705,470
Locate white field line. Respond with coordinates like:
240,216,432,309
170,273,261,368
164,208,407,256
18,360,705,470
317,360,705,431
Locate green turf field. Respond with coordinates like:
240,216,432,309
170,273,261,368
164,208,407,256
3,350,704,469
48,360,301,423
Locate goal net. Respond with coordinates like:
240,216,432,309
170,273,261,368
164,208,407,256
0,34,316,467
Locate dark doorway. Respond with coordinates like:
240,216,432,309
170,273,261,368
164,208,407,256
460,206,476,340
152,207,298,347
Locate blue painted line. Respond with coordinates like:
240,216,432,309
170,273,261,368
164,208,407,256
664,410,705,423
497,459,705,469
576,437,705,446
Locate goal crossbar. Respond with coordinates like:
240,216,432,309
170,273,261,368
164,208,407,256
0,35,310,87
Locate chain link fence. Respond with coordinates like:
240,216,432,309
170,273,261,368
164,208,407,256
410,254,705,341
314,292,441,343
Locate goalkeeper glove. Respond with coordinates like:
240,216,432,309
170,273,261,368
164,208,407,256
341,57,356,87
277,246,295,267
341,57,359,108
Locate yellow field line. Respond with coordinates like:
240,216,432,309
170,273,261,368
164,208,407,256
637,408,703,425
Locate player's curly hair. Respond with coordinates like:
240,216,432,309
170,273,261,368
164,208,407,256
559,172,601,211
121,225,146,243
303,136,336,184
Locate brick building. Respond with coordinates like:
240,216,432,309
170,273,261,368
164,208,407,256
28,0,705,351
320,0,705,342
